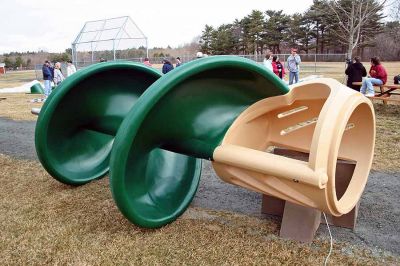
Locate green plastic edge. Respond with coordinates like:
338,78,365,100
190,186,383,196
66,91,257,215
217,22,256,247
109,56,289,228
35,61,162,185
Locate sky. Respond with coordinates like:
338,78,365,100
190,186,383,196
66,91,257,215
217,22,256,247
0,0,316,54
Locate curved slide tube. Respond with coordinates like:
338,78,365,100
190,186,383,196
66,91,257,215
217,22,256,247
109,56,289,227
35,61,161,185
35,56,375,229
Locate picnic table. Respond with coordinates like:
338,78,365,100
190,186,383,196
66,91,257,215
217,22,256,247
352,82,400,104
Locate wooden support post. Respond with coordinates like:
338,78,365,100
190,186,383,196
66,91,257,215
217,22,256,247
261,148,358,243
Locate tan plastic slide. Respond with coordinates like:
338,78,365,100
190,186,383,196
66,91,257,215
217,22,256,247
212,78,375,216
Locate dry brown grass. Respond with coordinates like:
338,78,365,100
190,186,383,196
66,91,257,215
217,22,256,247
373,103,400,171
0,70,37,88
0,154,398,265
0,93,43,121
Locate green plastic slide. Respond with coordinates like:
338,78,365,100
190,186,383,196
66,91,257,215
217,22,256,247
35,56,289,228
30,83,44,94
35,62,161,185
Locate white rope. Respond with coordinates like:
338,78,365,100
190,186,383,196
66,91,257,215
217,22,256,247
323,212,333,266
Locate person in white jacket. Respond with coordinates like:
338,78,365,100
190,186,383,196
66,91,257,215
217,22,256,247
53,62,65,85
66,60,76,77
263,52,273,72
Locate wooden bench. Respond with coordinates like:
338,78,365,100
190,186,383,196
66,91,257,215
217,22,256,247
352,82,400,104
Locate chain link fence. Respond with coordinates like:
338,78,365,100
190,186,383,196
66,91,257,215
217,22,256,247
34,54,347,80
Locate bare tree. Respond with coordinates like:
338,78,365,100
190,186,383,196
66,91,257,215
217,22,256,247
327,0,386,59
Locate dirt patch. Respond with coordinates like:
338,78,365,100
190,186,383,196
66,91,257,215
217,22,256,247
0,118,37,160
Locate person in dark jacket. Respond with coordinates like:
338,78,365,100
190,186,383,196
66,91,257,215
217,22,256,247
345,56,367,91
42,60,53,97
162,59,174,74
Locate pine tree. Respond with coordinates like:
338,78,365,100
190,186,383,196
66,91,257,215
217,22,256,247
210,24,236,55
264,10,291,53
243,10,265,55
199,25,214,54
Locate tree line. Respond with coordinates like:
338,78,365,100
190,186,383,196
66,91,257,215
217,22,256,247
199,0,398,60
1,0,399,67
1,50,71,70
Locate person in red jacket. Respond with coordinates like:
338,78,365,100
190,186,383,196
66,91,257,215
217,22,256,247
272,55,285,80
360,56,387,97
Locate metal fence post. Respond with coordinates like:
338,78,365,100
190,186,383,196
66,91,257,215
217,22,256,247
314,54,317,73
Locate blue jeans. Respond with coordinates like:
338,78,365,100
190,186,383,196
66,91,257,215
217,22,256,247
289,71,299,85
360,78,383,95
44,79,52,97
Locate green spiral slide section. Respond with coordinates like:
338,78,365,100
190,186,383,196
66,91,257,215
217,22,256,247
109,56,289,228
35,62,161,185
30,83,44,94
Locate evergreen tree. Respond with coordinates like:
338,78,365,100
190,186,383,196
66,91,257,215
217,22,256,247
210,24,236,54
242,10,265,55
15,56,24,68
264,10,291,53
4,57,13,68
287,14,304,48
231,19,245,54
199,25,214,54
307,0,332,53
299,12,317,54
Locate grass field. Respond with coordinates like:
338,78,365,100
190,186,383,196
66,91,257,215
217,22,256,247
1,61,399,89
0,61,399,265
0,70,37,88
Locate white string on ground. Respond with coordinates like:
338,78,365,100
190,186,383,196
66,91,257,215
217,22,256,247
323,212,333,266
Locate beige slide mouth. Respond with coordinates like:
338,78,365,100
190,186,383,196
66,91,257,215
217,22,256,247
213,78,375,216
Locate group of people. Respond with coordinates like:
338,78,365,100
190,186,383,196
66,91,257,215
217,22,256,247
263,48,301,85
262,48,396,97
345,56,392,97
42,54,396,99
143,57,183,74
42,60,77,97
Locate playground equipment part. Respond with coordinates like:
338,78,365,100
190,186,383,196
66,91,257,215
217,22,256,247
109,56,289,228
30,83,44,94
35,61,161,185
212,78,375,216
35,56,375,229
31,107,41,115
